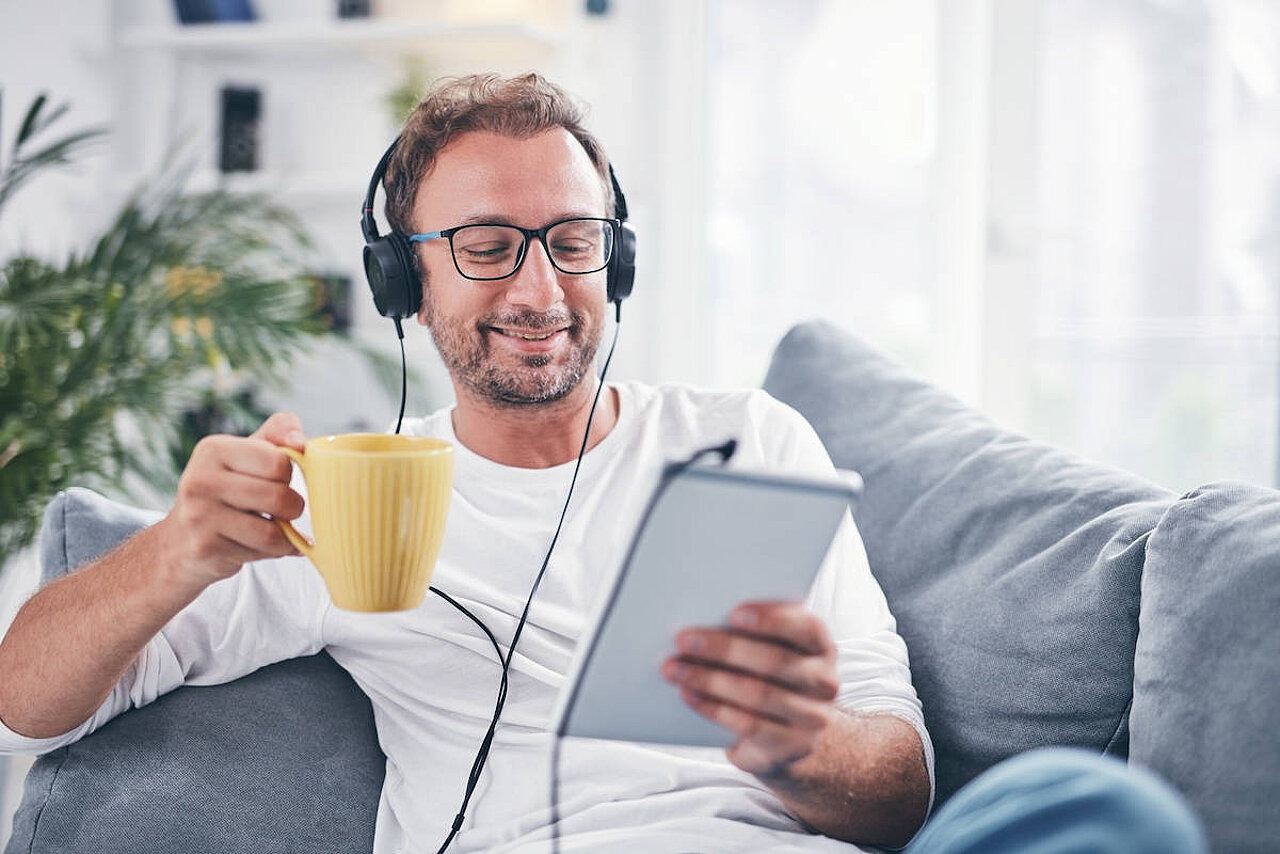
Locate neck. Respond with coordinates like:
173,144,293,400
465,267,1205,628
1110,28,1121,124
450,377,620,469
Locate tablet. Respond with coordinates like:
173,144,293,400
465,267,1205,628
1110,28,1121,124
552,463,857,748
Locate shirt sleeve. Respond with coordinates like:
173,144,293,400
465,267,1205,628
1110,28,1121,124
0,545,330,757
807,515,936,810
760,395,937,814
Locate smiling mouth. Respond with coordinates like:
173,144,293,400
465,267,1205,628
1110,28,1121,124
490,327,568,341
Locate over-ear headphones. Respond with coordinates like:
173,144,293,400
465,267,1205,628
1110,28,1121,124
360,136,637,319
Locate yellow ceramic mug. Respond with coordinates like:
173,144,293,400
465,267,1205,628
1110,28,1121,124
274,434,453,612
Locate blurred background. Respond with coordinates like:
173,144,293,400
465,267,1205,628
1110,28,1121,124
1,0,1278,836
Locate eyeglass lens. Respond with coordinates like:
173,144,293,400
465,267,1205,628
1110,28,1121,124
449,219,613,280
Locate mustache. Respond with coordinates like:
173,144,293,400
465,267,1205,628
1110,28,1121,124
481,309,577,330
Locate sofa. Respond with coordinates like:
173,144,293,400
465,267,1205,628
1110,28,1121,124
5,320,1278,853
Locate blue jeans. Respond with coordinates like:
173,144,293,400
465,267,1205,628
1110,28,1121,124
903,748,1208,854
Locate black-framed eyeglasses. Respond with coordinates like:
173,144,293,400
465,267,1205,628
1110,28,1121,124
407,217,618,281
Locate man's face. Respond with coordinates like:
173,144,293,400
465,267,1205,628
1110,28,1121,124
410,129,611,408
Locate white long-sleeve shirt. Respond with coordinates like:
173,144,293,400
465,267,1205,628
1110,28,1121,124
0,382,934,853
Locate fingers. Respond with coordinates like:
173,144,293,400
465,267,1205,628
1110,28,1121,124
666,601,838,701
672,628,839,700
728,601,835,657
663,658,834,730
678,685,832,777
193,435,293,482
664,602,842,777
163,417,311,586
217,470,305,520
163,501,298,586
208,503,299,558
188,411,307,487
250,411,307,451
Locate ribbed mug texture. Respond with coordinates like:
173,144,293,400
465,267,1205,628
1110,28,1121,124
276,434,453,612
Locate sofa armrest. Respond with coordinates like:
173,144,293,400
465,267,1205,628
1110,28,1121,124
6,652,383,854
5,489,385,854
1131,482,1280,853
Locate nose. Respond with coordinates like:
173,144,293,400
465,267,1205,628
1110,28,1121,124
503,237,564,312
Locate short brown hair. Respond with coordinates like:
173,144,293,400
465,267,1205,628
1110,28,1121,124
384,73,614,235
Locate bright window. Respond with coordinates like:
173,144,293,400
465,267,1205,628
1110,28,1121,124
705,0,939,386
704,0,1279,490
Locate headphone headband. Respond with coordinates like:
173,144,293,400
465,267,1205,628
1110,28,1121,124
608,164,628,221
362,135,400,244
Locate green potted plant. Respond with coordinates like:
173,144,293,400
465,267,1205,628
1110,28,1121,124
0,92,380,569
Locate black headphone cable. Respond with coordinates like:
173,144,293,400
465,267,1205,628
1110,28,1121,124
417,302,622,853
548,430,737,854
393,317,407,436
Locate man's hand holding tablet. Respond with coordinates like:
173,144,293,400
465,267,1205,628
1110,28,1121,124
664,599,841,778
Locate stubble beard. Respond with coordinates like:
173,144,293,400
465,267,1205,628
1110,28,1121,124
423,297,601,408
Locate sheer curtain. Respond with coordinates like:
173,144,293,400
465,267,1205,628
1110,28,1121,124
705,0,939,387
704,0,1279,490
1029,0,1279,489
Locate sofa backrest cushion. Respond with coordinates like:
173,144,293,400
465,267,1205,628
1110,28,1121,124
38,486,163,584
763,321,1175,805
6,488,384,854
1131,482,1280,854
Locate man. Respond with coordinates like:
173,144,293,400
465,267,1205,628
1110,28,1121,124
0,74,1204,854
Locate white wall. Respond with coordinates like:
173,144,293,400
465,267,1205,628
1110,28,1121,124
0,2,120,258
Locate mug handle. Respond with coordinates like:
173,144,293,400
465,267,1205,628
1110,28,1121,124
275,446,315,559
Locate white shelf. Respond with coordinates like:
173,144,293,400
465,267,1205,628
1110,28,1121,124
118,18,563,54
190,170,367,198
108,170,370,201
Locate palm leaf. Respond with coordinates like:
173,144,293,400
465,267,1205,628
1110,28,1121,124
14,94,64,146
0,89,104,216
0,92,386,565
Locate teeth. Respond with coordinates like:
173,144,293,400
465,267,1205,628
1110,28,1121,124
499,329,557,340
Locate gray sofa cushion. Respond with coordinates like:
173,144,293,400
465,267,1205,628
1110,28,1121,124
6,488,384,854
763,321,1175,805
1131,482,1280,854
37,487,164,585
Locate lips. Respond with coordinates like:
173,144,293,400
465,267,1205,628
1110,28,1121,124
491,327,567,341
487,325,570,353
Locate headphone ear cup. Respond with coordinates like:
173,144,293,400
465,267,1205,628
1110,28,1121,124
363,233,421,319
391,231,422,317
608,220,637,304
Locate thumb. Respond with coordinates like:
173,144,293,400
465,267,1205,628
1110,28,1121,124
251,412,307,450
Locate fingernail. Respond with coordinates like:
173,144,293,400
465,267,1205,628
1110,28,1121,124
286,431,306,447
663,661,689,682
678,632,705,653
731,609,758,630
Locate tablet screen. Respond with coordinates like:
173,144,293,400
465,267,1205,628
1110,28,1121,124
553,465,856,747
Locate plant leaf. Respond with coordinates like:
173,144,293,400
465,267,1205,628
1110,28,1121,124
14,93,48,147
0,95,104,217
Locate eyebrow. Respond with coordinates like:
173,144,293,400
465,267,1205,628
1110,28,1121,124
452,211,603,228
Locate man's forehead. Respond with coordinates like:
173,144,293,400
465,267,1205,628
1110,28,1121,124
413,128,606,226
